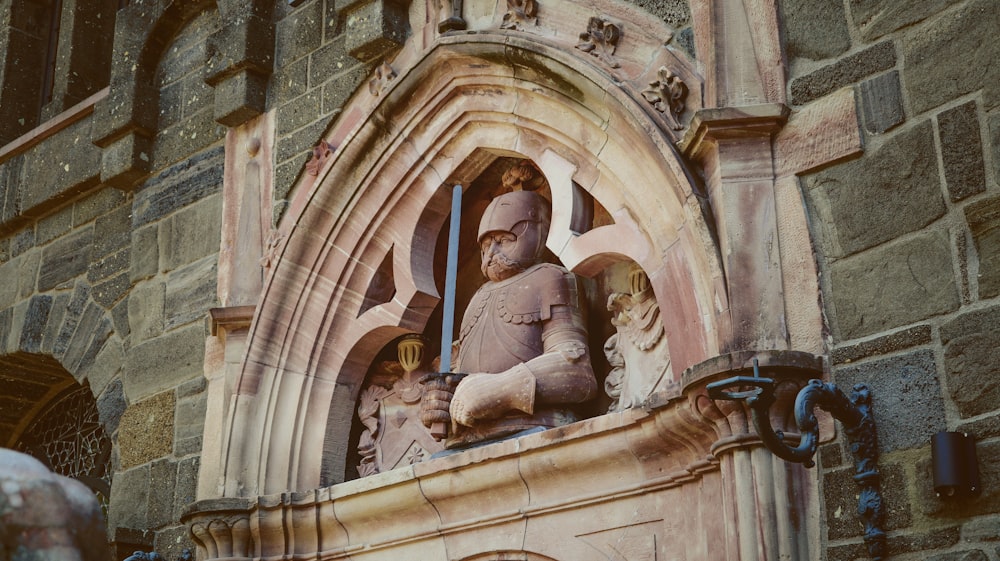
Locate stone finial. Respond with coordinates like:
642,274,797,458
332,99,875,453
576,17,622,68
642,66,689,130
501,160,546,191
306,141,336,176
501,0,538,30
368,62,397,97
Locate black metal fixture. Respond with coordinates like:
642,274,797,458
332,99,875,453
707,359,887,561
931,431,980,499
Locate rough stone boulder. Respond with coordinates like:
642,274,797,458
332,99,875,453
0,449,110,561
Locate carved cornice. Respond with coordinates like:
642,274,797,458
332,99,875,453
185,351,820,561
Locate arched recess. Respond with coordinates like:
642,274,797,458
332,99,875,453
222,33,727,497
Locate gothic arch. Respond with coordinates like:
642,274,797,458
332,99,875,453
222,24,728,496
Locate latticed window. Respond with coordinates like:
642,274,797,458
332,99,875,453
14,384,113,506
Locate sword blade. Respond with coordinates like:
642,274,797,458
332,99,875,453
439,184,462,373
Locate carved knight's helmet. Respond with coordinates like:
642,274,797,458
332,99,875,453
478,190,551,267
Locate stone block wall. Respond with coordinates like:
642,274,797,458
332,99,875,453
0,0,409,554
782,0,1000,558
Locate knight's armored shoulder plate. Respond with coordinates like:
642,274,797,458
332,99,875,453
500,264,576,324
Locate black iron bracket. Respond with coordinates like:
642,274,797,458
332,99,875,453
707,360,887,560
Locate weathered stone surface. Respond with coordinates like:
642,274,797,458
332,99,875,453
831,325,931,365
212,70,269,127
107,464,150,530
159,194,222,273
123,323,206,399
927,550,990,561
270,56,309,101
18,118,102,212
97,378,127,436
118,391,175,469
132,147,224,228
902,0,1000,113
790,41,895,106
778,0,850,61
965,196,1000,299
175,391,207,443
38,226,93,291
990,113,1000,190
130,224,159,282
39,293,70,355
18,249,39,300
835,349,946,452
59,301,105,371
151,109,226,172
174,458,200,514
37,206,73,245
129,280,165,343
860,71,905,135
154,524,197,561
957,413,1000,441
819,442,843,469
342,0,407,61
826,527,957,560
942,306,1000,418
177,375,206,399
10,227,34,258
276,88,325,137
88,248,130,284
626,0,689,27
322,64,369,114
164,256,218,330
17,295,52,354
148,458,178,528
74,188,127,227
804,121,944,258
829,230,959,339
276,119,328,165
53,282,92,357
823,462,909,540
92,203,132,259
849,0,960,41
938,101,986,202
80,335,123,397
91,273,130,309
275,0,324,66
963,517,1000,542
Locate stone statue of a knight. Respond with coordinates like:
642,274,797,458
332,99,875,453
423,190,598,448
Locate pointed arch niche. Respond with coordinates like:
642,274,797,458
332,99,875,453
221,32,730,498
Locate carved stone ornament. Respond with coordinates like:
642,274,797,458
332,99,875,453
642,66,689,130
305,141,335,176
604,267,674,411
356,336,444,476
575,17,621,68
501,159,546,191
368,61,397,97
259,229,286,270
501,0,537,30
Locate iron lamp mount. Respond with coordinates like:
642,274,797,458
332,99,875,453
707,359,887,560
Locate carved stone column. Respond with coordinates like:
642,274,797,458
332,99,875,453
685,350,822,560
680,105,790,352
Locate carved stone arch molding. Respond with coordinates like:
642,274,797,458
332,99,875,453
219,23,729,497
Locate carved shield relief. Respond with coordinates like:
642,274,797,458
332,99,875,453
357,338,445,476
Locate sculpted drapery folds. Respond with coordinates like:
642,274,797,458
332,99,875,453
422,190,598,449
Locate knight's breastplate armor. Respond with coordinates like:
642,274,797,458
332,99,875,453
449,263,578,447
